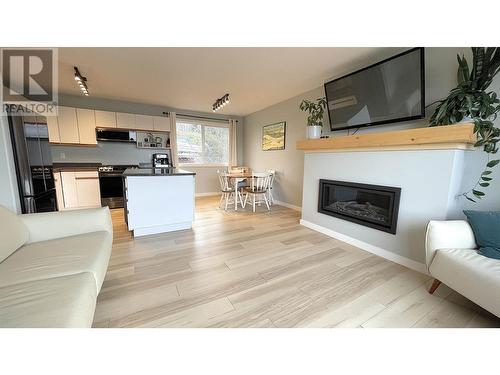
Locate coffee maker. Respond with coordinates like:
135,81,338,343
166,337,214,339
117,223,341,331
152,153,171,168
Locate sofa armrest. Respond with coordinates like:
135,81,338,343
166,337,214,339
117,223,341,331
20,207,113,244
425,220,477,269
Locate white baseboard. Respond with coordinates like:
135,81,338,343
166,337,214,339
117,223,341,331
195,192,220,197
300,219,428,275
275,200,302,212
133,222,192,237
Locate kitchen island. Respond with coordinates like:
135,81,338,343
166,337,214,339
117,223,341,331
123,167,196,237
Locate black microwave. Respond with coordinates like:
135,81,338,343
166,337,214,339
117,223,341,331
96,128,137,143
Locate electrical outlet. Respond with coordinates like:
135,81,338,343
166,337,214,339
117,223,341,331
60,152,66,160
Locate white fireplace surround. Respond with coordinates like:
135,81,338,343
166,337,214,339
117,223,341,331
300,148,484,274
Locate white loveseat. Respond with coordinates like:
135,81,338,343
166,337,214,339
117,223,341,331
425,220,500,318
0,205,113,327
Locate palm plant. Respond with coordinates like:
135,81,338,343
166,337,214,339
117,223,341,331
300,97,327,126
430,47,500,202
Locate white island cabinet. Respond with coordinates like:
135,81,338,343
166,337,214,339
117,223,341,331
123,168,196,237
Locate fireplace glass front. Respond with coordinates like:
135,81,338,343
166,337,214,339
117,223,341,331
318,180,401,234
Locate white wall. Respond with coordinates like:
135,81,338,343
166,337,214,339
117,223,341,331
0,114,21,212
243,47,500,210
179,166,221,195
243,86,322,207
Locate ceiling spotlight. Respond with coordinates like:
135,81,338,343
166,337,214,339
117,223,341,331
212,93,230,112
74,66,90,97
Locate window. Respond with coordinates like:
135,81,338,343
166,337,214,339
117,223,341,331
176,118,229,165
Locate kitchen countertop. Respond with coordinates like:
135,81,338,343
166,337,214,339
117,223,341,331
52,162,101,172
123,167,196,177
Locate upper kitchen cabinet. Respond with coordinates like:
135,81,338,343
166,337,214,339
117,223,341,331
46,116,60,143
58,106,80,144
46,106,165,143
116,112,136,129
95,110,117,128
135,114,154,130
153,116,170,132
76,108,97,145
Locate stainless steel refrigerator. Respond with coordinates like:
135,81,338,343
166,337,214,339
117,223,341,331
8,115,57,213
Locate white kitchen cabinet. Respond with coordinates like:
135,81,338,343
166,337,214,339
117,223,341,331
49,106,169,143
116,112,136,129
60,172,79,208
58,107,80,144
76,108,97,145
153,116,170,132
53,172,64,209
95,110,117,128
46,116,60,143
135,114,154,130
74,171,101,207
57,171,101,210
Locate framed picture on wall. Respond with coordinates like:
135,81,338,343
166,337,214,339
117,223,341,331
262,121,286,151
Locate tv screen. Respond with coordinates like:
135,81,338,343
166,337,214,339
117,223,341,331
325,48,425,131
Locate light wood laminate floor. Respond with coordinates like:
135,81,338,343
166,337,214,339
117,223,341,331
93,196,500,328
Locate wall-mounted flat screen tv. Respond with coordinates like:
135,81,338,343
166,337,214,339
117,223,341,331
325,48,425,131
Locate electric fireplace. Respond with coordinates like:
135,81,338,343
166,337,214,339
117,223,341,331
318,179,401,234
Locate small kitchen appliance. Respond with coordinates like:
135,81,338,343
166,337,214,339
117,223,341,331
152,153,171,168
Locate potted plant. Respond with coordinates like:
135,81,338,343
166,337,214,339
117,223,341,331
300,97,327,139
430,47,500,202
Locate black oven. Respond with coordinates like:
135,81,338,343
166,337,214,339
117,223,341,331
99,165,136,208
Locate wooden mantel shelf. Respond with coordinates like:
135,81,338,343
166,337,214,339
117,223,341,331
296,123,477,152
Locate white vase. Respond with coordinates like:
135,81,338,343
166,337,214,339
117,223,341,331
307,125,322,139
457,116,474,124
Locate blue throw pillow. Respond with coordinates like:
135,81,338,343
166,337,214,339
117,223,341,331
463,210,500,260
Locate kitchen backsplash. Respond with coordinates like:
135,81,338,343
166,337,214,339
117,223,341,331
51,142,171,165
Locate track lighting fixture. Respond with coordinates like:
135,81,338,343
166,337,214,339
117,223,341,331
74,66,90,96
212,93,230,112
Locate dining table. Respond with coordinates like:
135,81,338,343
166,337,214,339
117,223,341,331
223,172,252,210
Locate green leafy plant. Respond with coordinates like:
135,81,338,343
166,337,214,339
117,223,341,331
430,47,500,202
300,97,327,126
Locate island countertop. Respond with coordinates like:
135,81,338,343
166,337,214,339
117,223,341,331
123,167,196,177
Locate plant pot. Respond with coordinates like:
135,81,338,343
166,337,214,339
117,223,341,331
307,125,322,139
457,116,474,124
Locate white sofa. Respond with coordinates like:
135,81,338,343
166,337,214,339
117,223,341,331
0,205,113,327
425,220,500,318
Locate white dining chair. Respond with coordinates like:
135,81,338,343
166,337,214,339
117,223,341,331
229,166,250,190
267,170,276,205
243,172,271,212
218,172,243,210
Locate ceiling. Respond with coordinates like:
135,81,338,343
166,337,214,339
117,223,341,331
58,48,404,117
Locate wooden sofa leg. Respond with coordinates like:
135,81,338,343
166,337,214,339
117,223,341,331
428,279,441,294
